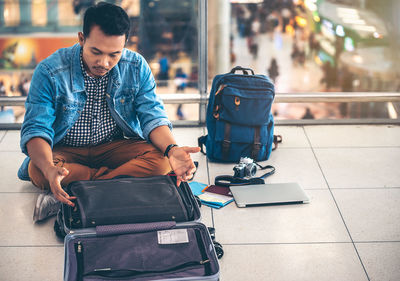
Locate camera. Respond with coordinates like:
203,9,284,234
233,157,257,178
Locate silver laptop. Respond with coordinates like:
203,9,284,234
230,182,310,208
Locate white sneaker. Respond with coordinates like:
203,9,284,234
33,192,61,222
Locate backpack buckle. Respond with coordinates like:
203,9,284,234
253,142,262,149
222,139,231,148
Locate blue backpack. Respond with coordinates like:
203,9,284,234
198,66,281,163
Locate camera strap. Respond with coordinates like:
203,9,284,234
214,165,275,187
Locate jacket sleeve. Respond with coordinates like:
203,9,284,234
133,56,172,140
20,63,56,155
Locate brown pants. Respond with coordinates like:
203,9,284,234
28,139,171,190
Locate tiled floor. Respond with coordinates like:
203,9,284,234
0,125,399,281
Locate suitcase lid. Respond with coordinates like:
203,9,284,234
64,221,219,281
59,176,201,234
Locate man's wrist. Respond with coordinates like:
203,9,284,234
42,164,55,179
164,144,178,158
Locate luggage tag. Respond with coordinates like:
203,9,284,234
157,229,189,244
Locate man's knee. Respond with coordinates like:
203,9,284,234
28,153,69,190
28,154,96,189
28,161,49,190
133,143,172,175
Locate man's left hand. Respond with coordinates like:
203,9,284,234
168,146,200,186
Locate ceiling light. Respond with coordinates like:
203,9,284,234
336,25,345,37
352,54,363,64
342,18,365,25
352,25,377,32
337,7,358,15
373,32,382,38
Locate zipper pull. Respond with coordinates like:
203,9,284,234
94,268,112,272
234,96,240,111
77,241,82,253
74,241,84,281
200,259,210,265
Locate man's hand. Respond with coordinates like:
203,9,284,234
168,146,200,186
44,166,76,207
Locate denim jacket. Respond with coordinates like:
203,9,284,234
18,44,171,181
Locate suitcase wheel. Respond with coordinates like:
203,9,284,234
53,210,66,239
208,227,215,239
53,219,66,239
208,227,224,259
213,241,224,259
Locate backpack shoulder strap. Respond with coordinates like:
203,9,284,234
198,136,207,155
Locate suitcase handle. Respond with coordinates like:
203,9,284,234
96,221,176,236
230,66,255,75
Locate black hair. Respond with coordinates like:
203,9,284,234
83,2,130,41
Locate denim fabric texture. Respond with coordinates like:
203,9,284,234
18,44,171,180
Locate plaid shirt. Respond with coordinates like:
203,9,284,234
61,54,122,146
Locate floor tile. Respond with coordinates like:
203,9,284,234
1,125,399,281
0,130,20,151
199,205,213,228
356,242,400,281
172,127,205,147
0,152,38,192
208,148,328,190
0,193,62,246
305,125,400,147
213,190,350,244
274,126,310,148
0,246,64,281
332,189,400,242
0,130,6,141
315,148,400,188
219,243,368,281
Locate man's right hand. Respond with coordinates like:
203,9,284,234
44,166,76,207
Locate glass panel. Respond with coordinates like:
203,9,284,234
133,0,199,121
207,0,400,120
0,106,26,123
0,0,201,124
3,0,20,26
164,104,199,122
272,102,396,120
0,71,33,97
58,0,81,26
32,0,47,26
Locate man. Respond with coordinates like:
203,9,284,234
18,2,199,222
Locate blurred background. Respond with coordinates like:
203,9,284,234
0,0,399,123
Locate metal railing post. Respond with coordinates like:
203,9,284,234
198,0,207,125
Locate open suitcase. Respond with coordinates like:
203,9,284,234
58,175,221,281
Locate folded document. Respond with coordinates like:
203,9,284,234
189,182,234,209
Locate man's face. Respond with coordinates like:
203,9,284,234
78,25,126,78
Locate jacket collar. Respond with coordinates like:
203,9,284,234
71,44,85,93
107,57,122,96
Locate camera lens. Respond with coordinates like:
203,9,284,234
247,164,257,177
